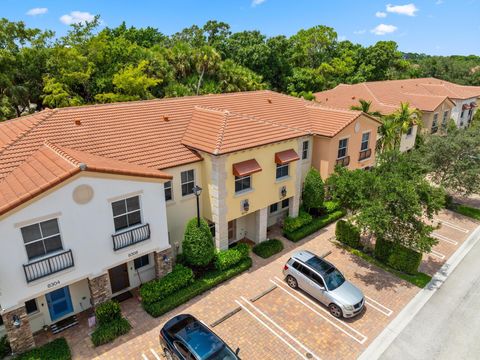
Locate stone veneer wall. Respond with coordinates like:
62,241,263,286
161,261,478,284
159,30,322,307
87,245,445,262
3,306,35,354
154,248,173,279
88,273,112,307
210,155,229,249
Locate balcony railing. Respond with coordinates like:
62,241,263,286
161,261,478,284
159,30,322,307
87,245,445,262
112,223,150,251
359,148,372,161
335,156,350,167
23,249,74,283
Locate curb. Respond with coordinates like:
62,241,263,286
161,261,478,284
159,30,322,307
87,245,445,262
357,224,480,360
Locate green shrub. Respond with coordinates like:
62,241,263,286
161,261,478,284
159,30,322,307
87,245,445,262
16,338,70,360
144,257,252,317
232,243,250,259
375,238,422,275
215,248,244,271
302,168,325,212
0,336,10,359
183,218,216,267
374,237,393,262
387,245,422,275
284,209,346,242
283,210,313,233
95,300,121,326
252,239,284,258
140,264,194,305
91,318,131,347
335,220,361,249
454,204,480,220
323,200,341,214
175,252,186,265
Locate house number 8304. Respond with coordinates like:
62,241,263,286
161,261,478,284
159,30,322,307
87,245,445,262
47,280,61,288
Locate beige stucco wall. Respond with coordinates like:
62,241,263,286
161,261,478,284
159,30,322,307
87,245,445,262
311,115,380,179
421,100,455,134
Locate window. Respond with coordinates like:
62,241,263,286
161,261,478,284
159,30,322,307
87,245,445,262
276,163,289,179
21,219,63,260
468,109,473,120
111,196,141,232
134,254,150,269
164,181,172,201
181,170,195,196
360,133,370,151
406,126,413,136
442,111,449,128
337,138,348,159
269,203,278,213
431,113,439,134
235,175,251,193
311,273,325,288
461,110,465,118
0,314,3,326
282,198,290,209
292,261,311,277
25,299,38,314
302,140,309,160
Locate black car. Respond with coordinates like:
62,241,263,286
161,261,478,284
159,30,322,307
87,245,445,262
160,314,240,360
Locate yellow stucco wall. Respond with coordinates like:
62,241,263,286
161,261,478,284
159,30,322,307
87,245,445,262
223,140,300,222
311,114,380,179
421,100,455,133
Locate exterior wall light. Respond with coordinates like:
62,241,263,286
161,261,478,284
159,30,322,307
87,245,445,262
242,199,250,212
12,314,21,328
193,185,202,227
280,186,287,198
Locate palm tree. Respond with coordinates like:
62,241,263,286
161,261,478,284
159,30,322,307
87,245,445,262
377,102,422,152
350,99,382,117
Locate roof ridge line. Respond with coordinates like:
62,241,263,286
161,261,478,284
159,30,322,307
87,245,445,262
214,110,230,155
0,109,57,157
43,141,82,168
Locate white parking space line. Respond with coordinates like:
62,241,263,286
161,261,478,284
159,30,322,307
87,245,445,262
240,297,322,360
364,296,393,317
235,299,312,360
141,354,149,360
271,278,367,345
430,249,446,259
150,349,161,360
435,219,469,233
432,232,458,245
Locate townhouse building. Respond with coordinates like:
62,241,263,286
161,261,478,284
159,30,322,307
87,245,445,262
0,90,380,353
315,77,480,151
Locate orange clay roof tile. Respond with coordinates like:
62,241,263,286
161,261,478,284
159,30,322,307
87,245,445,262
0,90,379,215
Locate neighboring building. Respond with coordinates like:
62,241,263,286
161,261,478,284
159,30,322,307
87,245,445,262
0,90,380,353
314,78,475,151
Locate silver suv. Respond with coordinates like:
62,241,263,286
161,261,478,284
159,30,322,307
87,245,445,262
283,250,364,318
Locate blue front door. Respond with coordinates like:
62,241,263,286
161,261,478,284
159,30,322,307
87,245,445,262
46,286,73,321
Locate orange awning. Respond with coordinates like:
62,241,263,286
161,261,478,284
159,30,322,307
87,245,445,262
232,159,262,177
275,149,300,165
463,104,471,110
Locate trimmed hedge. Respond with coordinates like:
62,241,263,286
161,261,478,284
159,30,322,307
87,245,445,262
0,336,10,359
91,317,132,347
144,257,252,317
252,239,284,258
452,204,480,220
323,200,341,214
374,238,422,275
183,218,216,267
233,243,250,259
283,210,312,233
140,264,194,305
335,220,361,249
215,249,243,271
95,300,121,326
284,209,346,242
16,338,71,360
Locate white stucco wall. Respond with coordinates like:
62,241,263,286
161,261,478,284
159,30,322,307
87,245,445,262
0,172,170,312
450,98,478,127
399,125,418,152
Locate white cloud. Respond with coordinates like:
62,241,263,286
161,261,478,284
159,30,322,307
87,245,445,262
376,11,387,18
435,0,444,4
386,3,419,16
338,35,347,41
26,7,48,16
354,29,367,35
371,24,398,35
251,0,266,6
60,11,95,25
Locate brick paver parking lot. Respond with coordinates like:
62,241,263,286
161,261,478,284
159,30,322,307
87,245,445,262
35,209,479,360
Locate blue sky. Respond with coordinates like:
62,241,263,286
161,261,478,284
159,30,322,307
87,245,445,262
2,0,479,55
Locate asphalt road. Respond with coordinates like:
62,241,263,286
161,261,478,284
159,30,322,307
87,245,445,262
380,234,480,360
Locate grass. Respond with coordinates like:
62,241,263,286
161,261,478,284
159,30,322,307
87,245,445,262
451,204,480,221
344,246,432,288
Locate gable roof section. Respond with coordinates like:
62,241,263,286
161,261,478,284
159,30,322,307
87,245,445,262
182,106,307,154
0,142,171,216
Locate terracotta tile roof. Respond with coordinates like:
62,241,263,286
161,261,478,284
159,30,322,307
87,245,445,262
182,106,307,154
0,142,171,216
0,90,380,215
